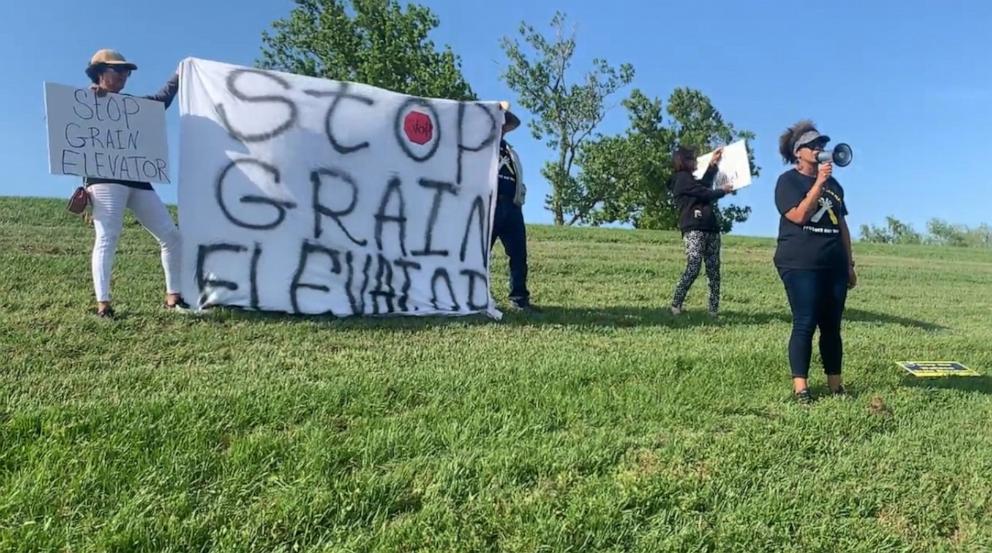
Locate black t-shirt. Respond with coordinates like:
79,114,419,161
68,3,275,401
497,140,517,198
774,169,849,270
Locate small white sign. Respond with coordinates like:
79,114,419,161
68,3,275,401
693,139,752,190
44,82,170,184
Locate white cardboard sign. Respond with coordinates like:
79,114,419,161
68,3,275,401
44,82,170,184
693,139,752,190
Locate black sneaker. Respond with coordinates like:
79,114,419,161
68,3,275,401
794,388,814,405
95,307,115,319
831,385,848,397
165,297,192,312
509,301,539,313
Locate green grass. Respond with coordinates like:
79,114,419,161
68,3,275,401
1,196,991,552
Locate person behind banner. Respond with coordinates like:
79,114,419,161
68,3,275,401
83,49,186,318
669,146,734,317
774,120,857,405
491,102,535,311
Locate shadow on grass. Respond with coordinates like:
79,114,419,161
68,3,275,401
902,375,992,395
185,304,946,333
500,305,947,331
845,308,947,331
190,305,494,332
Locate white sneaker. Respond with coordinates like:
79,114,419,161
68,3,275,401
670,306,682,316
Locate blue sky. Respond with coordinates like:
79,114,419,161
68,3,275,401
4,0,990,237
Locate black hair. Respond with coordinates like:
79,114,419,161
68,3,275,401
86,64,107,84
672,146,697,172
778,119,817,164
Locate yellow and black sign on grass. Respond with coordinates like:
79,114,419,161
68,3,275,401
898,361,981,377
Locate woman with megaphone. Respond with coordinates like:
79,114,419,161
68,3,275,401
774,120,857,405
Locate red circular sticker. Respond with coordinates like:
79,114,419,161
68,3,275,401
403,111,434,145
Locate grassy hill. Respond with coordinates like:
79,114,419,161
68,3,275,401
1,196,990,552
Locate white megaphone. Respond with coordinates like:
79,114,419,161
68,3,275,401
816,143,853,167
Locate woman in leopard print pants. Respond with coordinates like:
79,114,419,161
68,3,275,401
669,146,733,316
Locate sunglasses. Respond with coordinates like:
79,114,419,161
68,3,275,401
105,66,131,76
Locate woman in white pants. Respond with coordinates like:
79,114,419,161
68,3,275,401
84,49,186,318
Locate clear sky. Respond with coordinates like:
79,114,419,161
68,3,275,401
3,0,990,237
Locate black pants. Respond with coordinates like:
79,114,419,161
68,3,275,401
491,198,529,305
779,268,848,378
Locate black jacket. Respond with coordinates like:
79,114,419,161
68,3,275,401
672,166,727,233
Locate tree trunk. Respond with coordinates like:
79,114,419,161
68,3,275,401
552,139,567,225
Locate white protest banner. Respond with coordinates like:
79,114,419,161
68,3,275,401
693,139,752,190
44,83,170,184
177,58,503,318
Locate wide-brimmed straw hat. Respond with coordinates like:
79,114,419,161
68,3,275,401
85,49,138,82
499,100,521,133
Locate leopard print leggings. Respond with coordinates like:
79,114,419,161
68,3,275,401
671,230,721,314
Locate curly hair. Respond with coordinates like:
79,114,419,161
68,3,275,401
778,119,818,164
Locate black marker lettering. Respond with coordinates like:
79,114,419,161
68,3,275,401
290,241,342,314
216,158,297,230
142,159,158,179
94,152,107,175
106,96,122,122
304,82,375,154
459,195,489,267
118,155,133,179
460,269,489,311
392,258,422,312
374,176,408,256
64,123,85,148
411,179,457,257
344,251,373,315
456,102,499,184
155,159,169,183
311,168,367,246
107,154,119,177
61,149,80,173
217,69,298,142
430,268,460,312
250,242,262,310
369,254,396,315
196,243,248,294
88,126,104,149
72,89,94,120
122,97,140,129
94,94,106,122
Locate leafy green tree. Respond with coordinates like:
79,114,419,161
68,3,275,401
259,0,474,100
571,88,757,231
501,11,634,225
926,219,969,247
859,216,923,244
860,217,991,248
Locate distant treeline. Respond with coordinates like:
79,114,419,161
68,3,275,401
860,217,992,248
